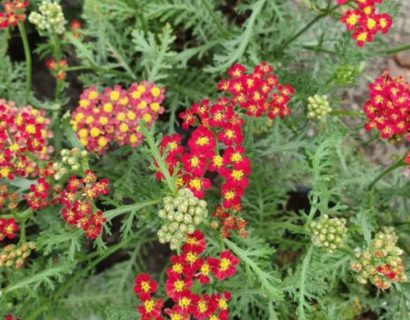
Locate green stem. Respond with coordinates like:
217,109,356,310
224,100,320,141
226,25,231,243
280,4,339,51
140,123,177,194
19,219,26,243
18,22,32,100
367,156,406,191
378,43,410,56
297,245,313,319
104,199,162,221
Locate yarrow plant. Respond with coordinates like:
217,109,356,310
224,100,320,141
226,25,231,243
0,0,28,29
338,0,393,46
1,0,409,318
0,100,53,180
71,82,165,154
57,170,109,239
134,230,239,320
351,228,407,289
158,62,294,238
363,72,410,165
157,189,208,250
28,1,66,35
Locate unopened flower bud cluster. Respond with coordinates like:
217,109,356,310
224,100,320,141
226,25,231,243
351,227,407,290
53,148,88,180
0,241,36,269
310,215,347,252
29,1,66,34
157,189,208,250
307,95,332,121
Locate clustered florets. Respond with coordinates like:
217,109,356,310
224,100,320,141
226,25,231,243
307,95,332,121
0,241,35,269
158,189,208,250
57,170,109,239
46,58,68,80
338,0,392,47
29,1,66,34
0,0,28,29
0,100,53,181
0,218,19,241
158,62,294,238
71,82,165,154
351,227,407,289
53,148,88,181
0,185,19,211
134,230,239,320
310,215,347,252
363,73,409,163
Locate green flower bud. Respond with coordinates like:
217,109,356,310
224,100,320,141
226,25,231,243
310,215,347,252
307,94,332,121
157,188,208,250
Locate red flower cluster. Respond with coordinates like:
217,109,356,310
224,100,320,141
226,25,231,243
46,59,68,81
0,100,53,181
339,0,392,47
158,63,294,237
134,230,239,320
217,62,294,119
0,218,18,241
71,83,165,154
58,170,109,239
363,73,409,162
0,0,28,29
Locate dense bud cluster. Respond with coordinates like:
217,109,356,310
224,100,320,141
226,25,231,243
0,218,18,241
158,62,294,238
0,100,53,180
0,0,28,29
71,82,164,154
310,215,347,252
307,95,332,121
134,230,239,320
0,241,35,269
351,228,407,289
53,148,88,181
158,189,208,250
29,1,66,34
57,170,109,239
338,0,392,47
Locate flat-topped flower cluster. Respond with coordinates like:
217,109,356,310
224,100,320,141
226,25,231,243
134,230,239,320
71,82,165,154
338,0,392,46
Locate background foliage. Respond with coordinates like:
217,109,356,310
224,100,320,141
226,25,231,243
0,0,409,319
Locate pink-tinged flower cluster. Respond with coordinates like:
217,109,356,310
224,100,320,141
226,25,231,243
0,218,18,241
363,73,410,163
57,170,109,239
134,230,239,320
338,0,392,47
0,100,53,181
71,82,165,154
158,62,294,238
0,0,28,29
